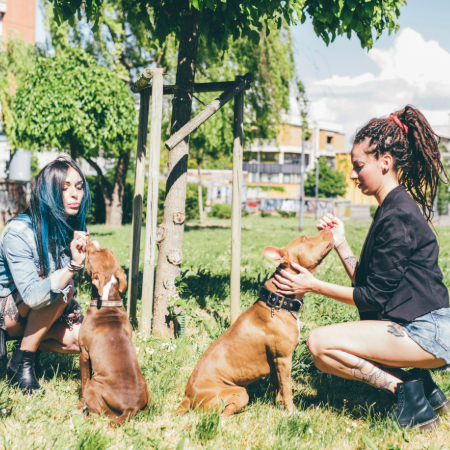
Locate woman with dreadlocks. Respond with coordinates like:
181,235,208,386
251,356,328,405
0,156,90,394
274,106,450,431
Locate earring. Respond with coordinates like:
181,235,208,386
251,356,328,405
383,167,388,173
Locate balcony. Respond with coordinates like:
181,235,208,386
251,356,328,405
243,163,305,174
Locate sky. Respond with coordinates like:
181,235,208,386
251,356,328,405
290,0,450,150
36,1,450,152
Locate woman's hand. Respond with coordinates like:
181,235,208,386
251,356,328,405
317,213,346,248
272,262,317,296
70,231,89,266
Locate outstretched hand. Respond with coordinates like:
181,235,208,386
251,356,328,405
272,262,316,296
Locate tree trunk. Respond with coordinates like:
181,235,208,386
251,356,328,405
152,5,202,337
86,150,130,226
198,163,204,223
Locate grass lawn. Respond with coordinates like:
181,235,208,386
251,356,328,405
2,215,450,449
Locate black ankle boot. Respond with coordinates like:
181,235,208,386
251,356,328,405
13,341,44,379
389,380,439,431
408,368,450,415
7,346,44,394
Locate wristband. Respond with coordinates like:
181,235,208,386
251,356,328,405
67,261,84,272
334,239,347,250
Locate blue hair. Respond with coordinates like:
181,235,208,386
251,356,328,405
25,156,91,276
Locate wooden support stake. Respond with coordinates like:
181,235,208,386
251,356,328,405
165,73,254,151
127,75,152,320
230,85,244,324
131,68,154,93
141,68,164,335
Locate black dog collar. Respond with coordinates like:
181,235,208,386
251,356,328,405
257,286,303,313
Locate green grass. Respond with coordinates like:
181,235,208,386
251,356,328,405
2,215,450,449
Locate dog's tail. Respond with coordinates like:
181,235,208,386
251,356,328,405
174,397,190,416
109,407,137,427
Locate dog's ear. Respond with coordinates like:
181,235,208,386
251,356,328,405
263,247,289,263
92,273,106,296
115,267,127,294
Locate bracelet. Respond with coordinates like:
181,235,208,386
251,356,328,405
67,261,84,272
334,239,347,250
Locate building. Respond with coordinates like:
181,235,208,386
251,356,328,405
0,0,35,43
243,115,346,199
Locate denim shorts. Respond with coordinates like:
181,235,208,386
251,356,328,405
402,307,450,364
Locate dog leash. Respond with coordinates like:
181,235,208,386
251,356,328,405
257,286,303,318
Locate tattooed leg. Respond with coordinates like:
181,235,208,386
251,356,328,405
387,323,406,338
3,292,30,337
349,357,394,391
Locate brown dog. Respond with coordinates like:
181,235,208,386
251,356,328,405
78,239,151,425
176,228,333,416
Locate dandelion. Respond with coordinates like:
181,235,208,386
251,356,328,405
169,346,176,351
66,386,71,391
136,348,140,354
352,422,357,428
173,344,177,349
346,428,351,433
1,409,7,414
345,420,350,425
308,428,313,434
69,424,74,430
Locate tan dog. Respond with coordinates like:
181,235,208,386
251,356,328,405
79,239,151,425
176,228,333,416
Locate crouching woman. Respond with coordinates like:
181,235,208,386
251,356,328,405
0,156,90,394
273,106,450,431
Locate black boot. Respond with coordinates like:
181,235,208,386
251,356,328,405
389,380,439,431
7,346,44,394
408,368,450,415
12,341,44,379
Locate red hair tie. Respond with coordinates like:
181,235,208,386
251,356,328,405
388,115,408,134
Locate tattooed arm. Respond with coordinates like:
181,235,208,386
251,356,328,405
335,240,358,284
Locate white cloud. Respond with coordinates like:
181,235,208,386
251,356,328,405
303,28,450,149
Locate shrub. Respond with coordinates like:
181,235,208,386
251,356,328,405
210,203,232,219
370,205,377,218
87,176,206,224
278,210,296,218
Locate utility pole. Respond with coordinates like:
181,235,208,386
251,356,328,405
315,125,319,220
299,132,306,231
256,150,260,200
267,175,271,198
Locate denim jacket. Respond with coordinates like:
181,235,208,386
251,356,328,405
0,215,72,309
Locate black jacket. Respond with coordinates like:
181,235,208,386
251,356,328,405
354,185,449,323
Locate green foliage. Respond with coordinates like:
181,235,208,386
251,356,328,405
278,210,296,218
438,158,450,215
49,0,406,51
370,205,378,218
88,178,207,224
10,46,136,158
210,203,232,219
305,156,347,198
0,37,37,139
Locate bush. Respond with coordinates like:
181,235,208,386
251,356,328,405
370,205,377,218
241,209,249,217
87,175,206,224
305,156,347,198
210,203,232,219
278,210,296,218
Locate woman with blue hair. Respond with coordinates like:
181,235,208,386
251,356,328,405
0,155,91,394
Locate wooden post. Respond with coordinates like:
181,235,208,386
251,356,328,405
164,73,254,151
127,72,152,320
141,68,164,335
230,85,244,324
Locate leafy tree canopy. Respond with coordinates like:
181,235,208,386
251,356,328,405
305,156,347,198
0,37,37,138
10,47,137,157
49,0,406,51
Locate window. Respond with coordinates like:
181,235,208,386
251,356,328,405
327,136,333,144
283,174,291,184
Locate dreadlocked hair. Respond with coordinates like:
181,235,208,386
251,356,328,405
354,105,448,223
26,156,91,276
